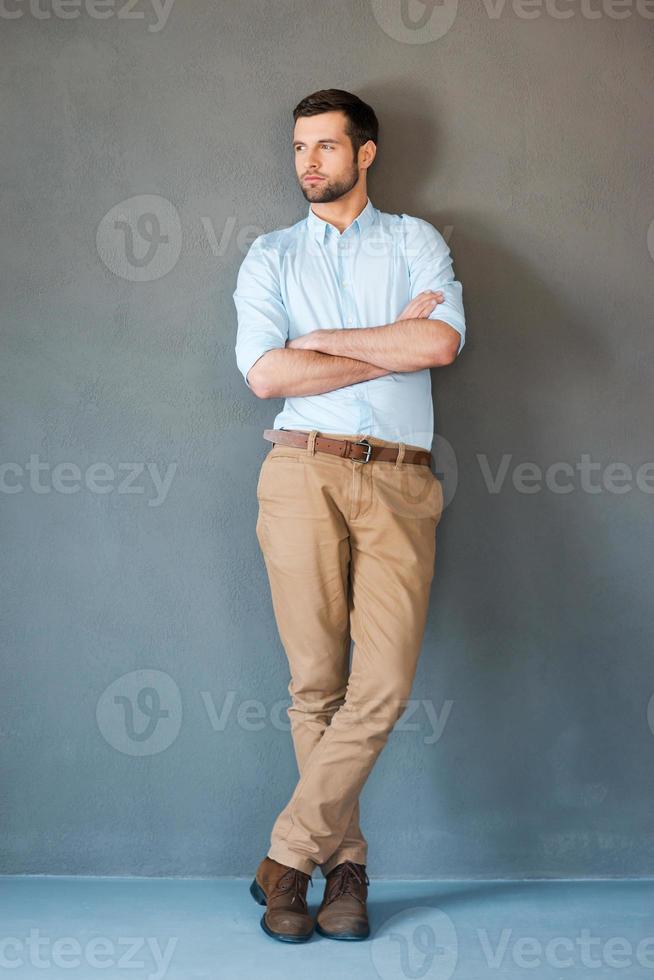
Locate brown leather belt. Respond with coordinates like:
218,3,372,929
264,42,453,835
263,429,433,466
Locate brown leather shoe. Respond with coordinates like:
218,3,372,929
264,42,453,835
249,856,314,942
315,860,370,940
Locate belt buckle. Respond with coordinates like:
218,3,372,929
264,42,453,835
352,438,372,463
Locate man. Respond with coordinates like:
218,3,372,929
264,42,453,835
233,88,466,943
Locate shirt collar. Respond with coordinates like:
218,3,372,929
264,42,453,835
306,197,376,244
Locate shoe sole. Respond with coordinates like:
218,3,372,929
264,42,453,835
249,877,313,943
315,921,370,941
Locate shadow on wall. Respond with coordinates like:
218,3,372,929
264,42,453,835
364,85,643,877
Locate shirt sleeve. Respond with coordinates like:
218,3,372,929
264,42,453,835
403,215,467,356
233,235,290,389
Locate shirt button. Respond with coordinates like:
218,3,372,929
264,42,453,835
347,317,353,323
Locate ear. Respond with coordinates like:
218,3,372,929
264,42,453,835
360,140,377,171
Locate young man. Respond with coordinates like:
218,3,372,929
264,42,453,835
233,88,466,943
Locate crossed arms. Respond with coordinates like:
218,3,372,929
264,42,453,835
233,217,467,399
247,291,460,399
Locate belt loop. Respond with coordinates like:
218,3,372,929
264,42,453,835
306,430,318,456
394,442,406,469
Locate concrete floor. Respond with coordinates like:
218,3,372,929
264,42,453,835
0,875,651,979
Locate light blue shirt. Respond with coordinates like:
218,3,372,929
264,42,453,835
233,197,466,450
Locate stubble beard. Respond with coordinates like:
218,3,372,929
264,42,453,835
300,160,360,204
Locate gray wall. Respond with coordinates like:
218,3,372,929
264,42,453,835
2,0,653,878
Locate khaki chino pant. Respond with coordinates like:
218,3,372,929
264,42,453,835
255,429,444,877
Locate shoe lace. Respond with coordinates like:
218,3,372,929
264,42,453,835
326,860,370,904
272,868,313,911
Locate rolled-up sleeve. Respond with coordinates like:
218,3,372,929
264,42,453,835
233,236,290,389
403,216,466,356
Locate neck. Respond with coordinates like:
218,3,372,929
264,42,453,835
310,189,369,235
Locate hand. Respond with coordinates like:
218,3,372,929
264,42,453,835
285,329,332,351
396,290,445,322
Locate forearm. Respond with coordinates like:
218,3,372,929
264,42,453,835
248,347,391,399
305,317,460,371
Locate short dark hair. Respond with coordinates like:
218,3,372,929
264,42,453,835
292,89,379,157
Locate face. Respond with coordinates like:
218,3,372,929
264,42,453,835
293,110,371,204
